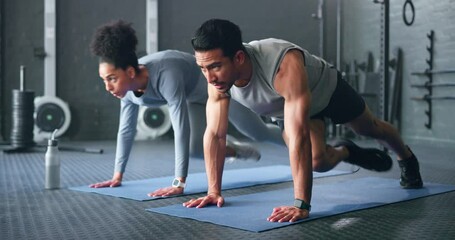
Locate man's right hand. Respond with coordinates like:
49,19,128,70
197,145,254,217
89,172,122,188
183,193,224,208
267,205,310,222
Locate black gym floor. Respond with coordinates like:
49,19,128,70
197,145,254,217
1,139,454,240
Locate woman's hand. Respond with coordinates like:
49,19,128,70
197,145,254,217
89,179,122,188
148,186,184,197
89,172,122,188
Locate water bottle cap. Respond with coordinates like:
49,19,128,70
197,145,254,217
48,139,58,146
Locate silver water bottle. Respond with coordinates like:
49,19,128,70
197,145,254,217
45,129,60,189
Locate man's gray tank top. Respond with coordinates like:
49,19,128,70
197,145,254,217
229,38,338,119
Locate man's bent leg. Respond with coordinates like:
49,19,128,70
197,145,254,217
309,119,348,172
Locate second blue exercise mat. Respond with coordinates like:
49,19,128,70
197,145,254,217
70,165,349,201
147,177,455,232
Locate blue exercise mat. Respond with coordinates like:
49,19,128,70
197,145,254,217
69,165,349,201
146,177,455,232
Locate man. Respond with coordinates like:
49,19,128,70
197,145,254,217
183,19,423,222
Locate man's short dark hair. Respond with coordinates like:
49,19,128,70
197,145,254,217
191,19,246,59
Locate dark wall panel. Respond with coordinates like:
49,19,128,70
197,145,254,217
1,0,44,140
158,0,321,56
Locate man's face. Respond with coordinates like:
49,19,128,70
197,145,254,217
99,62,134,99
195,48,238,93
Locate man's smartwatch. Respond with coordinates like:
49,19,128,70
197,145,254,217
172,178,186,188
294,198,311,211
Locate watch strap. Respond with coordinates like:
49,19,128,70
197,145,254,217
172,178,186,188
294,198,311,211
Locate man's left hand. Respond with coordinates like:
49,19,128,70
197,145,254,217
267,206,309,222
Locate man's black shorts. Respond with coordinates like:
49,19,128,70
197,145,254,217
311,72,366,124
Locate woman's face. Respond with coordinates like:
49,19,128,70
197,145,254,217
98,62,135,99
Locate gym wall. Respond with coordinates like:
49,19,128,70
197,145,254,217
11,1,452,144
342,0,455,146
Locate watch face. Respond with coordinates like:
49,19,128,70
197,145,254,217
294,199,311,211
172,179,180,186
172,178,185,188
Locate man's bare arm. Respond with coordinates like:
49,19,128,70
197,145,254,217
204,86,230,196
269,49,313,221
183,85,230,208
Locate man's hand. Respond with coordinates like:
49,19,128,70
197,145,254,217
267,206,309,222
183,193,224,208
148,186,184,197
89,179,121,188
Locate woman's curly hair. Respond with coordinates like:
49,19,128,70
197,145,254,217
90,20,139,72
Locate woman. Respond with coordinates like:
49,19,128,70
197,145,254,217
88,20,284,197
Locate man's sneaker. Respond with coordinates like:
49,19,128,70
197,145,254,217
398,147,423,189
225,137,261,163
333,139,393,172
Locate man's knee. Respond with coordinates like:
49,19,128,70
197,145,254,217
312,151,330,172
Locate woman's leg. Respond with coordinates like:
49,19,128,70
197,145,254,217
187,101,260,161
187,102,206,159
228,99,285,146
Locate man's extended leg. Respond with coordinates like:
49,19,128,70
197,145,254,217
344,106,409,159
344,106,423,188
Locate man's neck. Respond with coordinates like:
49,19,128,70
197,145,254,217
234,54,253,87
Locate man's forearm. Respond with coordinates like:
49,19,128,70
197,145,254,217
204,132,226,195
289,133,313,204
